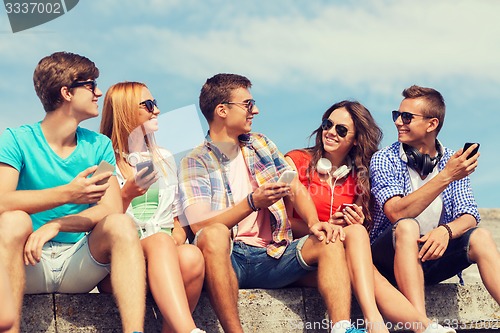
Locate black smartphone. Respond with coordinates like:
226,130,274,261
136,160,154,178
463,142,480,159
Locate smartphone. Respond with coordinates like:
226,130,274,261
91,161,114,185
136,160,154,178
463,142,480,159
278,170,297,184
340,203,354,211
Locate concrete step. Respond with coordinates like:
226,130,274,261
21,284,500,332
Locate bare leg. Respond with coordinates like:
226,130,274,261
393,219,426,315
468,228,500,305
89,214,146,333
343,225,387,333
141,233,197,333
300,236,351,324
0,211,32,333
373,269,431,333
177,244,205,312
196,224,243,333
0,260,15,332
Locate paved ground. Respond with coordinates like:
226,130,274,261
443,208,500,283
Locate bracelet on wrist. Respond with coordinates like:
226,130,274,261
439,224,453,240
247,192,260,212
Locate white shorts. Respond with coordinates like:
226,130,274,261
25,234,110,294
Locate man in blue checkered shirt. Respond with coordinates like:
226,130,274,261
369,85,500,316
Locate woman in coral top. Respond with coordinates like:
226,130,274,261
285,100,455,333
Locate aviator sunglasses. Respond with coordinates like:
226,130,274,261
140,99,158,113
221,99,256,113
69,80,97,94
392,110,431,125
321,119,351,138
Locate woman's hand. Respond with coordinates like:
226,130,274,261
327,211,347,227
122,168,159,199
340,204,365,225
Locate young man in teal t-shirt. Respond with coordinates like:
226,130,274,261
0,52,146,333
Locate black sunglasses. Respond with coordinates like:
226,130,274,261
69,80,97,94
221,99,255,113
321,119,350,138
392,110,431,125
139,99,158,113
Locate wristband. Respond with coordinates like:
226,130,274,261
247,192,260,211
439,224,452,240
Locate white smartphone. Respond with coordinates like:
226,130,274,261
91,161,114,185
278,170,297,184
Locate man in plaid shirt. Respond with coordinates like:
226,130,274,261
179,74,363,333
370,85,500,317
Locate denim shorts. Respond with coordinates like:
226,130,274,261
371,220,477,285
25,234,110,294
230,235,316,289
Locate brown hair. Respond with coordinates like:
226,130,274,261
33,51,99,112
199,73,252,123
306,100,383,228
402,85,446,134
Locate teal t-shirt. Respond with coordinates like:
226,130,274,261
0,122,116,243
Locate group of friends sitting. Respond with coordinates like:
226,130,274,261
0,51,499,333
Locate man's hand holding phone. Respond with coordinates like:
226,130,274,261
463,142,480,160
443,142,480,182
67,161,114,204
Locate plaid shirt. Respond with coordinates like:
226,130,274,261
178,132,292,258
369,141,480,243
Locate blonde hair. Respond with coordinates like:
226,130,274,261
100,81,172,179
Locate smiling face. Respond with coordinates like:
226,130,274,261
69,79,103,121
322,107,356,159
223,87,259,135
395,97,433,148
137,86,160,134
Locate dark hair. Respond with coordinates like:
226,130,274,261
199,73,252,123
33,51,99,112
306,100,383,228
402,85,445,134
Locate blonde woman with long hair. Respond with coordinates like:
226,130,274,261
100,82,205,333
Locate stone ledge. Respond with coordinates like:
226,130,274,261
21,283,499,333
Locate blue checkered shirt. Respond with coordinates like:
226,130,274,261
369,142,480,243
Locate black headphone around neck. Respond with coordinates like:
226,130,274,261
403,142,443,177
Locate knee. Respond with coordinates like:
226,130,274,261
469,228,496,258
99,213,138,243
179,245,205,278
196,223,231,256
394,218,420,242
343,224,369,242
317,236,345,261
0,211,32,246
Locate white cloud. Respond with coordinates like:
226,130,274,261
108,0,500,93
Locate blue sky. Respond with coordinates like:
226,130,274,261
0,0,499,208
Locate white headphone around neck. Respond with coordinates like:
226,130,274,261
316,157,352,221
316,158,351,179
117,151,144,167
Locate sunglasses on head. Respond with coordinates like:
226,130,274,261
69,80,97,94
140,99,158,113
221,99,256,113
392,110,431,125
321,119,350,138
